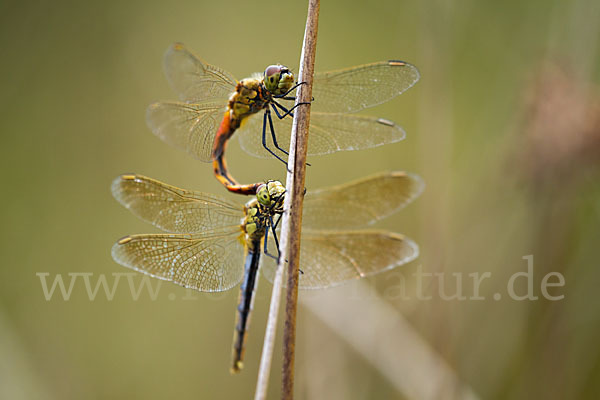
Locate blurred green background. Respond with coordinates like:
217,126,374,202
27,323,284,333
1,0,599,398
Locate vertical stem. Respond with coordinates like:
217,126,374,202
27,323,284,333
253,1,319,399
281,1,319,399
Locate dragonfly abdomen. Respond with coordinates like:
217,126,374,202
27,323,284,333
211,80,272,195
212,113,262,195
231,242,262,373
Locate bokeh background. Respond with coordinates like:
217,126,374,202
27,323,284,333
1,0,599,399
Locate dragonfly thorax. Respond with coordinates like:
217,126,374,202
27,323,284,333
243,204,266,237
228,79,271,126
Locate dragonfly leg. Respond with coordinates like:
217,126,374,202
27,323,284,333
269,104,312,168
263,226,279,260
270,217,281,259
271,102,292,119
267,108,290,157
275,82,314,103
268,215,302,273
271,101,311,120
261,110,289,166
280,95,314,102
272,213,282,230
273,81,307,98
268,220,301,272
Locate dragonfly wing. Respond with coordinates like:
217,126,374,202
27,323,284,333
312,61,419,113
306,113,406,155
146,101,224,162
112,174,242,234
112,231,245,292
302,172,424,230
260,230,419,289
237,112,405,158
163,43,237,103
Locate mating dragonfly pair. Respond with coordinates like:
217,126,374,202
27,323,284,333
111,43,422,372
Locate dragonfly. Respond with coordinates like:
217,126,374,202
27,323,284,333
146,43,420,195
111,171,423,372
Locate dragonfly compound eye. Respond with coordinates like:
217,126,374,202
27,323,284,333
264,65,283,93
257,186,271,207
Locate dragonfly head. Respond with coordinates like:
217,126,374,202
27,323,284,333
263,65,295,96
256,180,286,211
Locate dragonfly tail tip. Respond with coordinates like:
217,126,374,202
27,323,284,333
230,360,244,374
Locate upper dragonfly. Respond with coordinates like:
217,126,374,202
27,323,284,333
147,43,420,194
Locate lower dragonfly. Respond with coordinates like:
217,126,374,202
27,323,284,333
147,43,419,195
111,172,423,372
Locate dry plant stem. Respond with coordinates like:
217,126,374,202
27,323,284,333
253,1,319,399
281,1,319,398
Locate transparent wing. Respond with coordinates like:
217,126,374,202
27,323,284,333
302,171,424,230
312,61,420,113
237,111,405,158
260,230,418,289
163,42,237,103
146,101,225,162
111,231,245,292
111,174,242,233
